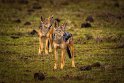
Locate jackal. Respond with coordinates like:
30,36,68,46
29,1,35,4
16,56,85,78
52,23,75,69
37,16,54,55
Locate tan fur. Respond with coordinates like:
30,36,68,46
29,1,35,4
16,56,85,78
37,16,54,55
37,16,75,69
53,24,75,69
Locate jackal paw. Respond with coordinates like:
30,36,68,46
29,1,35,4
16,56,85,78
72,65,75,68
38,52,41,55
60,66,64,70
38,50,43,55
49,49,52,53
54,65,57,70
45,51,48,55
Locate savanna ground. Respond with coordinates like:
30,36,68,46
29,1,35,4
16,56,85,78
0,0,124,83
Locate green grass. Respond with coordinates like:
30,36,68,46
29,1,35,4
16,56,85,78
0,0,124,83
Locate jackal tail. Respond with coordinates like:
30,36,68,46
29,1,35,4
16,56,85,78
48,40,50,49
66,46,72,58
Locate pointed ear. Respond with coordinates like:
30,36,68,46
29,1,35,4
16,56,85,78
50,15,54,23
40,16,44,22
61,23,67,30
63,23,67,27
54,20,59,28
48,15,53,20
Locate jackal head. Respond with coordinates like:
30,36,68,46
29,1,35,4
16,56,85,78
53,23,67,43
39,15,54,36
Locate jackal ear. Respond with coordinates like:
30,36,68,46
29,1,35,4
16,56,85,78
63,23,67,27
54,20,59,28
50,15,54,24
40,16,44,22
48,15,53,20
61,23,67,30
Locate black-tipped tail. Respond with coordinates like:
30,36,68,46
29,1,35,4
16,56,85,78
66,46,72,58
48,40,50,50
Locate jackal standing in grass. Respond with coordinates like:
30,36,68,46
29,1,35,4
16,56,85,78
37,16,54,55
52,22,75,69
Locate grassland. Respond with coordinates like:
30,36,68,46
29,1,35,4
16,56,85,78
0,0,124,83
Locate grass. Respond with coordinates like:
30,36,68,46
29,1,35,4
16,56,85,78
0,0,124,83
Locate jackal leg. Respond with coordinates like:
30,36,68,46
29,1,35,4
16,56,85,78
70,44,75,67
54,47,58,69
49,35,53,53
60,49,65,69
38,37,43,55
63,51,65,67
45,38,49,54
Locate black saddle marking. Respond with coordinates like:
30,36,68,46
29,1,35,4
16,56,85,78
53,32,72,43
63,32,72,42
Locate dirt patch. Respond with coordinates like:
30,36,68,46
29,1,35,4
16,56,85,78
79,62,102,71
13,18,21,23
29,29,37,35
24,21,31,25
81,22,92,28
34,72,45,81
10,35,20,39
80,65,92,71
86,16,94,22
91,62,101,67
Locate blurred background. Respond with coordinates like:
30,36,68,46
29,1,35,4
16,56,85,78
0,0,124,83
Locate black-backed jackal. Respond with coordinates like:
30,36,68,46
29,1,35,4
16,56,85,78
52,23,75,69
37,16,54,55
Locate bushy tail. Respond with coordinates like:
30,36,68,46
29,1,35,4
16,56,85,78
48,40,50,50
66,46,72,58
